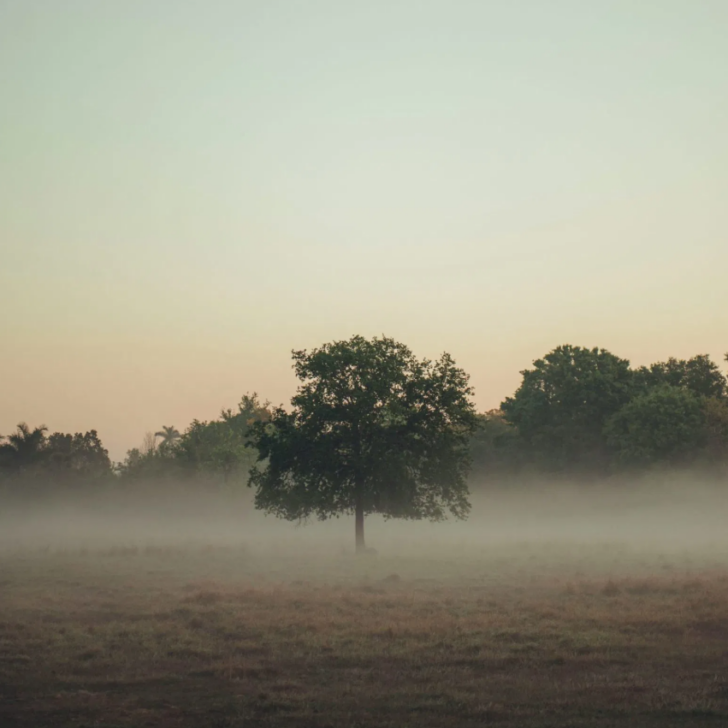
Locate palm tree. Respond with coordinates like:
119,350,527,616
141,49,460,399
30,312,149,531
154,425,181,450
0,422,48,469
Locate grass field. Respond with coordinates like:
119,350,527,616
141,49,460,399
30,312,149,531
2,524,728,728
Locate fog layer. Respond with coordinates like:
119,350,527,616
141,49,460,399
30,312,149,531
2,475,727,558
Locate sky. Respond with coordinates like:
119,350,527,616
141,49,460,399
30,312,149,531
1,0,727,460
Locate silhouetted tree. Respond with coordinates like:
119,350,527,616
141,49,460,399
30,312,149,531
604,385,707,467
0,423,48,471
469,409,525,479
247,336,478,553
501,345,634,472
154,426,181,450
45,430,112,481
703,395,728,464
174,393,271,484
634,355,727,399
117,396,271,488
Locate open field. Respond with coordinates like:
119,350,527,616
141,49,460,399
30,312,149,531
3,521,728,728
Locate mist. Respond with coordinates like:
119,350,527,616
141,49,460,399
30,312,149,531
3,472,727,561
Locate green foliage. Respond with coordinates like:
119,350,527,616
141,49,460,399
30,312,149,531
469,410,525,477
154,425,181,452
702,395,728,463
634,355,727,398
248,335,479,529
500,345,634,472
500,347,728,474
0,423,113,488
173,394,271,484
604,385,707,467
5,347,728,497
0,423,49,471
115,445,178,482
117,394,272,487
45,430,112,481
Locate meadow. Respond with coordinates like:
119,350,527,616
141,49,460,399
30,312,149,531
2,484,728,727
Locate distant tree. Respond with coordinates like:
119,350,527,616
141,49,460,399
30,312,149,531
173,393,271,484
224,393,272,429
0,423,48,471
604,385,707,468
116,445,173,482
247,336,478,553
45,430,112,481
703,395,728,464
154,426,181,450
634,355,727,399
501,345,634,472
116,395,271,487
174,418,247,483
469,409,525,479
141,431,157,456
116,431,170,483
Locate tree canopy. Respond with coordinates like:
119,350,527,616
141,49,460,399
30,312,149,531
604,385,707,467
0,424,112,490
117,394,272,487
469,410,524,477
154,426,181,451
0,423,48,471
500,345,634,472
634,355,727,399
3,345,728,504
247,335,479,552
495,346,728,476
45,430,112,481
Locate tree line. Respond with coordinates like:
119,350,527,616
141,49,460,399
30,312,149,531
0,394,272,493
470,346,728,477
2,340,728,499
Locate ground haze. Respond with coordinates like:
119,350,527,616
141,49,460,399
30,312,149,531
2,478,728,727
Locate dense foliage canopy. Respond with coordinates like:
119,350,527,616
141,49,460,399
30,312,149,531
500,345,635,471
0,423,112,487
3,346,728,505
247,336,479,551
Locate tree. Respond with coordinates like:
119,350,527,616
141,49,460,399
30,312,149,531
469,409,525,479
247,335,479,553
634,355,727,399
174,394,271,484
141,431,157,456
703,395,728,463
500,345,634,472
154,426,181,450
116,445,177,483
45,430,112,481
604,385,707,468
0,422,48,471
117,395,272,488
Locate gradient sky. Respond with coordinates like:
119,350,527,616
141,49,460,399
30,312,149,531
1,1,727,460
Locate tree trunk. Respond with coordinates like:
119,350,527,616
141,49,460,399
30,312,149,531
355,501,365,554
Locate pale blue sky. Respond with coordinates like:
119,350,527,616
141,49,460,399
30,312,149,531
1,1,727,458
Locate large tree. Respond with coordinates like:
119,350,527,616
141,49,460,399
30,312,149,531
118,394,271,486
174,393,271,483
247,336,478,553
501,345,634,472
634,354,727,399
469,409,525,478
154,426,181,450
604,385,707,467
45,430,112,481
0,422,48,471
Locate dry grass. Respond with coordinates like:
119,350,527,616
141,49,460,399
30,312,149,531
1,542,728,727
